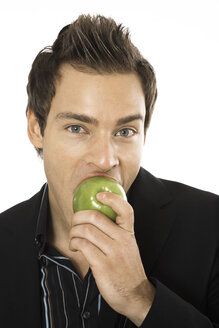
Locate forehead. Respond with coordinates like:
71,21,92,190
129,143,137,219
50,64,145,119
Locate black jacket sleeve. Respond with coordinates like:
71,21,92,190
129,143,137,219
126,269,219,328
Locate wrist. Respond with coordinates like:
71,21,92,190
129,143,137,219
127,279,155,327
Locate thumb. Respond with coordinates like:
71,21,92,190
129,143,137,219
96,192,134,233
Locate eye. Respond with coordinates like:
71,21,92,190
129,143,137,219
116,128,136,137
67,125,86,134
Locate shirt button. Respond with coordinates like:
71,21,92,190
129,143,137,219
82,311,91,319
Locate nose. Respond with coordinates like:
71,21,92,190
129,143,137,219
85,136,119,171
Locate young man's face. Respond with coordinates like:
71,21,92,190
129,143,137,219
29,64,146,225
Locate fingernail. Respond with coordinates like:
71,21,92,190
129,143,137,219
96,193,105,200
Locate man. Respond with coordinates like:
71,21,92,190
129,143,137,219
0,14,218,328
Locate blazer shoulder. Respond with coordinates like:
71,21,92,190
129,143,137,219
138,167,219,208
0,184,46,230
159,177,219,203
139,167,219,224
159,177,219,228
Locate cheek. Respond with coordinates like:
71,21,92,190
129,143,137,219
119,140,144,192
42,135,74,185
119,136,144,162
42,133,90,191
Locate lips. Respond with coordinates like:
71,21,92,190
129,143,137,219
76,173,120,190
82,173,118,184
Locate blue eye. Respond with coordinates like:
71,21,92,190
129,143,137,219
116,128,136,137
67,125,85,133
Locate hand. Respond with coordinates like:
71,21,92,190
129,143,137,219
69,192,155,326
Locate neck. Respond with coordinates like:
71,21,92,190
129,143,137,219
46,206,90,280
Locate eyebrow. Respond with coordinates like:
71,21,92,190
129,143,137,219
55,112,144,126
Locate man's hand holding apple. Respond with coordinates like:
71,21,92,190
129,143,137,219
69,180,155,327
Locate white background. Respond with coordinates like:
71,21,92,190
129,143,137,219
0,0,218,213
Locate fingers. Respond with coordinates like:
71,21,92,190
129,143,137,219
96,192,134,233
69,236,105,268
69,223,112,255
69,193,135,264
72,209,121,240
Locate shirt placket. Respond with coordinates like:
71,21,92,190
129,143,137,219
80,273,92,328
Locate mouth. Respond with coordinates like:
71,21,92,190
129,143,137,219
82,173,118,183
75,173,120,191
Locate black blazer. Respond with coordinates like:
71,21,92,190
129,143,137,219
0,167,219,328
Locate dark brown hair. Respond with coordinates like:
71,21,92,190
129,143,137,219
26,14,157,156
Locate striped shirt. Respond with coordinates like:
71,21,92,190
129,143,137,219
39,244,101,327
35,184,102,328
35,184,131,328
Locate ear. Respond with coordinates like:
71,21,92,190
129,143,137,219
27,109,43,149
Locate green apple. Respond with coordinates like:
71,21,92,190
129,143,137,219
73,176,127,221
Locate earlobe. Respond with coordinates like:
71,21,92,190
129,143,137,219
27,109,43,149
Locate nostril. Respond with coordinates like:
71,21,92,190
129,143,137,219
85,141,119,170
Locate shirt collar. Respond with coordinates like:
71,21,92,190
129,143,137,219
35,183,49,257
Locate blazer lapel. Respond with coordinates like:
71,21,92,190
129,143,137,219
128,167,174,275
13,187,44,327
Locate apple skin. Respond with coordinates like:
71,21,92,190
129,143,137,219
73,176,127,221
